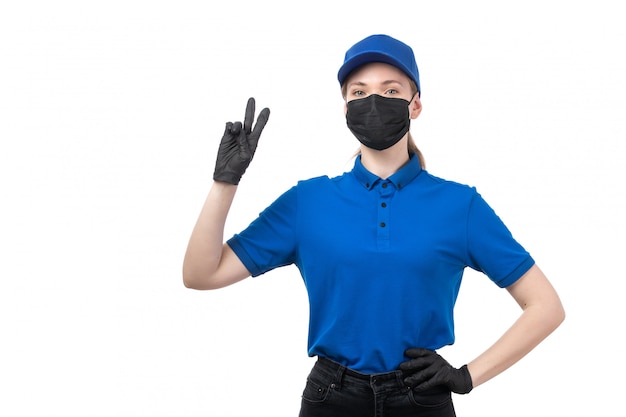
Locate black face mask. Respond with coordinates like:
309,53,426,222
346,94,411,151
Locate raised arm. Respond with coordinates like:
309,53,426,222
183,98,270,290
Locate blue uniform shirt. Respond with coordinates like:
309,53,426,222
227,154,534,374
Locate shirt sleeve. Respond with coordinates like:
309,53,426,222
226,186,298,277
465,190,535,288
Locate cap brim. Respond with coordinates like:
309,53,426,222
338,51,415,87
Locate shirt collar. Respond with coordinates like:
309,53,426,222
352,153,423,191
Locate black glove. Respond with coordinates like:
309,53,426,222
399,348,473,394
213,97,270,185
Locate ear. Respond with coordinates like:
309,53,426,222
410,95,422,119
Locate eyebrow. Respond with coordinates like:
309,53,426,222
347,79,404,89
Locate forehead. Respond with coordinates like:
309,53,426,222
345,62,410,86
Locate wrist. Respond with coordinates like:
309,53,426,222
213,172,242,185
458,365,473,394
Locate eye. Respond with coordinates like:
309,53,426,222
352,90,365,97
385,88,399,95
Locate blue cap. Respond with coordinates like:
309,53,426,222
338,34,420,96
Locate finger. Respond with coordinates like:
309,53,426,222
231,121,242,136
412,378,438,392
410,363,443,392
399,357,430,371
404,348,434,358
403,375,421,387
403,370,429,387
250,107,270,140
243,97,255,134
247,107,270,155
223,121,234,135
403,364,438,386
237,126,251,160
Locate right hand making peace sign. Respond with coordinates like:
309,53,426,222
213,97,271,185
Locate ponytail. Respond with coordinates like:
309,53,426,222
407,132,425,169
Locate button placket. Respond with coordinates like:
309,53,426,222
376,181,394,248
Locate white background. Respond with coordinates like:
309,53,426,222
1,1,624,416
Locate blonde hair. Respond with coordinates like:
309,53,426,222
342,79,425,169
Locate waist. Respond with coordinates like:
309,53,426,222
318,356,400,380
315,356,451,396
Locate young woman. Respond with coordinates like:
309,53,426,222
183,34,565,417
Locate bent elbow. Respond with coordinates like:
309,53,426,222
183,275,200,290
183,276,200,290
183,277,214,290
546,297,566,333
182,268,213,291
556,301,566,327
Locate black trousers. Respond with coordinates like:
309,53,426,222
299,357,457,417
